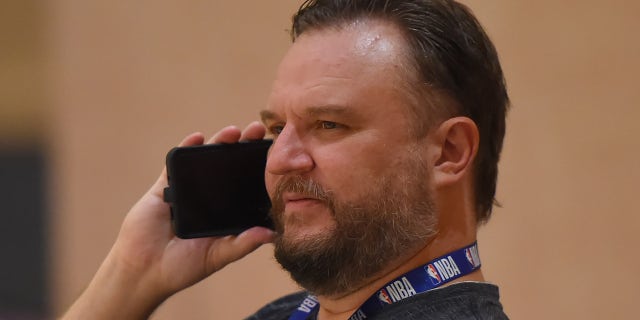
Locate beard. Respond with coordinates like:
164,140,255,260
270,152,437,297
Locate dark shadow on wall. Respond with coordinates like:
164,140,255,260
0,148,49,319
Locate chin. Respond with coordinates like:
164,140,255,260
280,208,335,235
282,222,335,241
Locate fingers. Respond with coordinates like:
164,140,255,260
207,227,276,272
207,125,242,144
151,122,266,199
178,132,205,147
207,122,266,144
239,121,267,141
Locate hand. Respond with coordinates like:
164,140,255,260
117,121,274,293
63,122,275,319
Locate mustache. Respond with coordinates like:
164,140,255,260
273,175,331,202
271,175,334,211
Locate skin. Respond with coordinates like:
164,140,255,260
62,124,276,319
63,19,483,320
262,24,421,241
263,20,484,319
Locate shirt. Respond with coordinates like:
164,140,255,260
246,282,508,320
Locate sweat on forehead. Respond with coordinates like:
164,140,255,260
294,18,415,70
269,19,423,111
262,19,425,143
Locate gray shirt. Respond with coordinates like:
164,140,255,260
246,282,508,319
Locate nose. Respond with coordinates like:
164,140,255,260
266,124,314,176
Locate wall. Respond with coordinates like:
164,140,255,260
471,1,640,318
0,1,48,318
47,2,302,319
45,1,640,319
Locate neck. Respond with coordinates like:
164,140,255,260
314,235,484,320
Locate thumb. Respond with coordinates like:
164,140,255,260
206,227,276,273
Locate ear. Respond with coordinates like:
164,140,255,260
429,117,479,187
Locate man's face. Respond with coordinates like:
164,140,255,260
261,20,437,295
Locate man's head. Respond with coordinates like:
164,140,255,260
261,0,508,296
291,0,509,223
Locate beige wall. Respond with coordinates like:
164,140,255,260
45,1,640,319
0,0,45,147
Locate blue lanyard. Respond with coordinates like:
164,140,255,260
288,242,481,320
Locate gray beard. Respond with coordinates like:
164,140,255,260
270,159,437,296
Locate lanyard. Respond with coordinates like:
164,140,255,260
288,242,481,320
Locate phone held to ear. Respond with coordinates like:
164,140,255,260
163,140,273,239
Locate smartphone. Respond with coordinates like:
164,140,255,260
163,139,273,238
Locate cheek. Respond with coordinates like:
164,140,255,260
264,173,278,198
313,145,394,200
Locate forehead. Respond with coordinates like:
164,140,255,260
266,19,418,115
283,20,408,79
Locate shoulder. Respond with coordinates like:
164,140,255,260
373,282,509,320
245,291,309,320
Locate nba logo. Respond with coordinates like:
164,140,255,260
378,289,392,304
465,248,476,267
464,246,480,268
426,264,441,285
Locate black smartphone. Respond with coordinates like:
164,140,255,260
163,140,273,238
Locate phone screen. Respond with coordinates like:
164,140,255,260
164,140,273,238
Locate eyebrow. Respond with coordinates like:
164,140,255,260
260,105,355,123
259,110,278,124
306,105,352,117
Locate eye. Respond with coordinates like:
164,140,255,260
320,121,339,129
267,123,285,136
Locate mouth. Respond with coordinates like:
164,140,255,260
283,192,320,203
281,192,327,211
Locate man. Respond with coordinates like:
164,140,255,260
64,0,509,319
